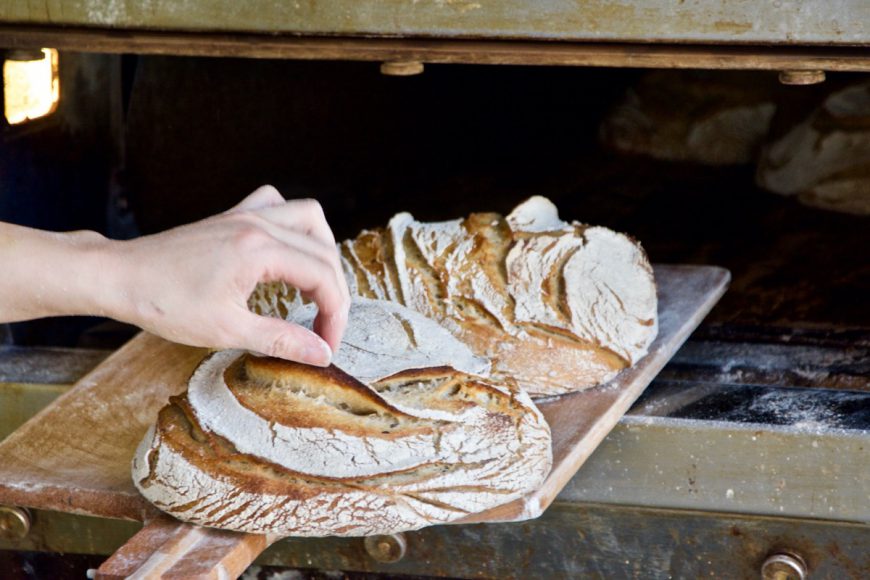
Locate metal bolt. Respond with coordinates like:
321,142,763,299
0,506,31,541
364,533,407,563
778,70,826,85
380,61,425,76
761,552,807,580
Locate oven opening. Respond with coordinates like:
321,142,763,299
2,55,866,348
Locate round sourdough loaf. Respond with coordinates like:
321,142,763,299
132,350,552,537
250,196,658,397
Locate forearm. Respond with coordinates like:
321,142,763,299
0,222,121,322
0,187,348,365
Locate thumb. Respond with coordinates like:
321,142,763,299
232,311,333,366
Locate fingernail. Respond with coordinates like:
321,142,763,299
303,336,332,367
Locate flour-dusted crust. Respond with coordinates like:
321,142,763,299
250,196,658,397
132,352,552,537
280,298,490,384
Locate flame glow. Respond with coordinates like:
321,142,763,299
4,48,60,125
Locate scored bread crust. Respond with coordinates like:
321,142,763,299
132,351,552,537
249,196,658,397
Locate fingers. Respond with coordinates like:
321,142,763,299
230,189,337,249
226,188,350,352
233,310,333,366
255,198,337,248
230,191,340,272
256,244,350,352
228,185,285,213
238,218,350,338
313,308,349,356
242,221,348,305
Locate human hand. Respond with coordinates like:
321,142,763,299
102,186,350,365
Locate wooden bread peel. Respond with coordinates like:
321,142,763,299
0,265,729,579
95,515,275,579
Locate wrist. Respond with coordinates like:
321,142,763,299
61,231,129,320
0,225,133,324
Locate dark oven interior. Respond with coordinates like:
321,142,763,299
2,54,868,348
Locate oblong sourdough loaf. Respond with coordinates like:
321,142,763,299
250,196,658,397
132,350,552,537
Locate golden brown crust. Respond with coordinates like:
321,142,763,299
227,355,434,438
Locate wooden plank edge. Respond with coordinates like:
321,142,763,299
96,515,196,579
96,515,273,580
0,26,869,71
0,482,153,522
529,267,731,510
159,529,274,580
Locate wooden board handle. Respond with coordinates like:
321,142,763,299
95,515,272,580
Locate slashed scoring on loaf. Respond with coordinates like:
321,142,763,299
187,350,499,479
505,198,656,363
133,352,552,537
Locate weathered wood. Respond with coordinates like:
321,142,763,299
258,503,870,578
562,407,870,524
0,1,868,45
95,515,273,580
1,26,870,71
95,515,193,579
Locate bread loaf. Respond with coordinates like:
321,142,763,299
250,196,658,397
600,70,777,166
756,80,870,215
284,298,490,383
132,351,552,536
